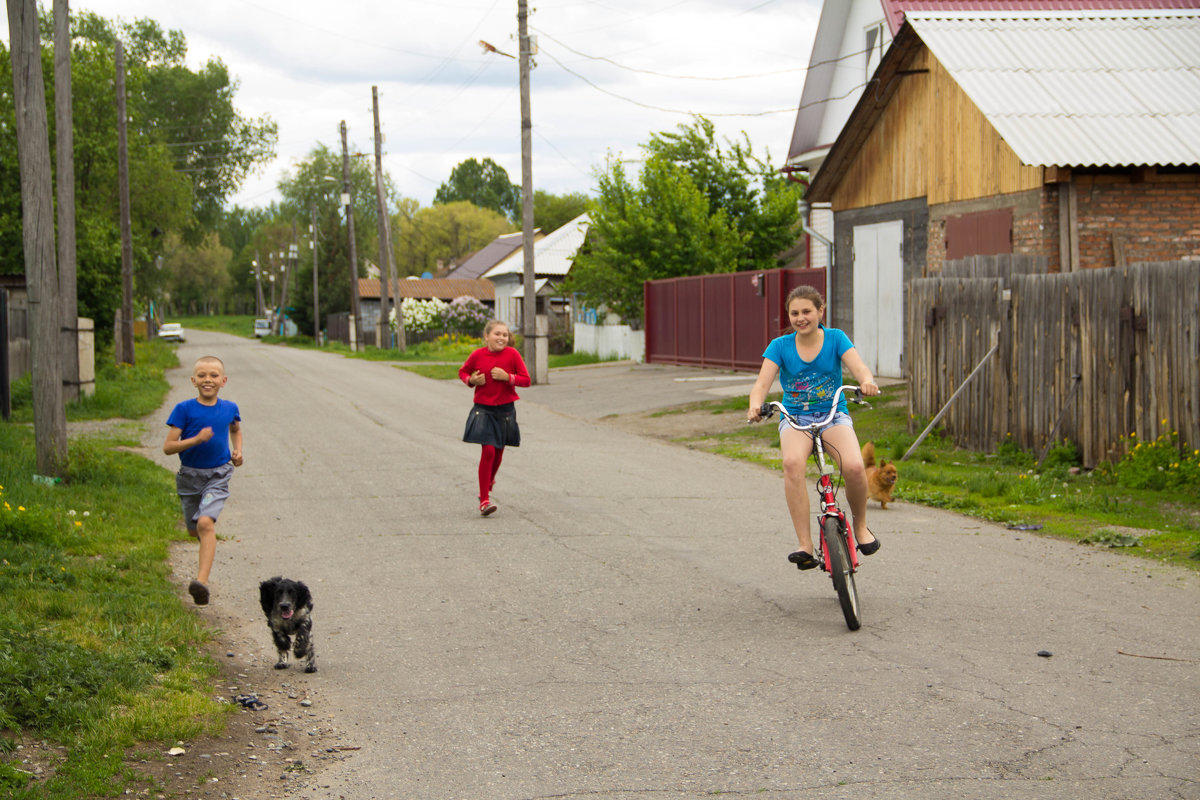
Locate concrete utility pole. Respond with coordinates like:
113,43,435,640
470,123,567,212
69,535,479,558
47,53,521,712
274,224,297,335
517,0,541,383
253,250,265,316
115,39,134,365
54,0,80,402
8,0,67,474
371,86,401,350
340,120,361,351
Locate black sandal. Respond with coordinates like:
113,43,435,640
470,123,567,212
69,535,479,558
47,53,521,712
857,529,881,556
787,550,818,570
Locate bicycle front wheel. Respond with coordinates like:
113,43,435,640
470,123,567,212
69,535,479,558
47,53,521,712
823,516,861,631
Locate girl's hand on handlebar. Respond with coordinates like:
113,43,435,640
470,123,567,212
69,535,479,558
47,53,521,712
747,405,764,424
860,380,880,397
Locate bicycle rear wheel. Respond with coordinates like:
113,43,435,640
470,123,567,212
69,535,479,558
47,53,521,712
823,516,861,630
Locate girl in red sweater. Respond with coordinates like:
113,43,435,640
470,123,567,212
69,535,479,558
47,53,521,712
459,320,531,515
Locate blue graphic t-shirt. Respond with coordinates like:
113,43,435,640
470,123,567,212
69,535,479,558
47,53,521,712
762,327,854,416
166,398,241,469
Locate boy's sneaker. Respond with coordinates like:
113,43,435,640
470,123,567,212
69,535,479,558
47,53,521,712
188,580,210,605
479,499,497,517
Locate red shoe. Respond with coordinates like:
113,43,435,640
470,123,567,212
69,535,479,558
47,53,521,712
479,499,497,517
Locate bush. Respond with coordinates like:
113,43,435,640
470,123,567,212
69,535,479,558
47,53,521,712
443,296,490,336
1114,430,1200,491
399,298,449,334
398,296,491,336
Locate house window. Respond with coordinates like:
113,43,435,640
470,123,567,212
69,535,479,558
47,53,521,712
865,21,886,81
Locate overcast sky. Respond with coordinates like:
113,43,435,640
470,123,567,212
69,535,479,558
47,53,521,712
6,0,821,210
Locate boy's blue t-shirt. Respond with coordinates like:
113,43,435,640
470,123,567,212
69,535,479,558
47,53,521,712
762,327,854,416
166,398,240,469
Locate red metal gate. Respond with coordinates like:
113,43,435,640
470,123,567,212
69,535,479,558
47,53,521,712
644,267,826,370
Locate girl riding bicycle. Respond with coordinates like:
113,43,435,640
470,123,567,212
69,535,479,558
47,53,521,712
747,286,881,570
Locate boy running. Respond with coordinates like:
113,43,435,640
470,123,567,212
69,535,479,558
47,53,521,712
164,355,243,605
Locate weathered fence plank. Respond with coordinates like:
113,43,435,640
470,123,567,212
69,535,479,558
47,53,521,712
909,259,1200,468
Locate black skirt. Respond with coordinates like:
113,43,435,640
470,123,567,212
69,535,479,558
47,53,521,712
462,402,521,448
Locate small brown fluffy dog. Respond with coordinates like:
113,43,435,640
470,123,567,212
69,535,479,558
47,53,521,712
861,442,898,508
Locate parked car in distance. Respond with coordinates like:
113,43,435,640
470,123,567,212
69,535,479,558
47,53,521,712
253,318,271,338
158,322,186,343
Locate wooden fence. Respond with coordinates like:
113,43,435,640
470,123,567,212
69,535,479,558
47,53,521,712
907,258,1200,468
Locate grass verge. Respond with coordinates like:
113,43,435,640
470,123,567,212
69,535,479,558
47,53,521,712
1,341,231,798
675,385,1200,569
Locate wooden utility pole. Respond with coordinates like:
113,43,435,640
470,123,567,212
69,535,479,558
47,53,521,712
115,39,135,365
517,0,539,382
311,206,320,345
371,86,404,350
340,120,361,351
54,0,80,402
8,0,68,474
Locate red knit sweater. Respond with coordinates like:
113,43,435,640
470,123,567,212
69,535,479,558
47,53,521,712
459,346,531,405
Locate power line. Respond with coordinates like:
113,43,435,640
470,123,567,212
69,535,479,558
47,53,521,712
532,26,808,81
537,45,797,118
532,25,883,83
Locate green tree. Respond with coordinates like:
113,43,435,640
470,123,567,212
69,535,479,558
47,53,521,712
161,231,231,315
392,201,514,278
568,156,741,326
434,158,520,221
72,13,277,238
567,118,803,325
275,144,385,335
644,117,802,273
215,204,275,313
534,190,589,233
0,9,274,338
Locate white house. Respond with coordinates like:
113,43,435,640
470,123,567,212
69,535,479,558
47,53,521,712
482,213,589,332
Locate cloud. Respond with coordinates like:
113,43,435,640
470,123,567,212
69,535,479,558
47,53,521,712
10,0,820,208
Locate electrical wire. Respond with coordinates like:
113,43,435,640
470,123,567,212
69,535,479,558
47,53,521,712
537,45,797,117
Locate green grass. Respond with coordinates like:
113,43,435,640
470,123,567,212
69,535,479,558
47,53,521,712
7,340,177,425
677,384,1200,569
1,341,232,798
169,314,257,339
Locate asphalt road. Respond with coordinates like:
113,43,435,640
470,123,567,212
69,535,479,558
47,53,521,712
147,331,1200,800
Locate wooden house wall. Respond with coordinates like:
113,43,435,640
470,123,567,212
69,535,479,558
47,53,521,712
830,49,1044,212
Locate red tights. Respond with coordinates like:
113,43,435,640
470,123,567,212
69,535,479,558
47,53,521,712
478,445,504,501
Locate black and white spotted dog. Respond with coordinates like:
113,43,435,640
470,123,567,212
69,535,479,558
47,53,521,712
258,576,317,673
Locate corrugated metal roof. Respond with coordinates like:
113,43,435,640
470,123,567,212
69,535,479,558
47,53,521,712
443,232,527,280
907,9,1200,167
884,1,1197,35
484,213,590,278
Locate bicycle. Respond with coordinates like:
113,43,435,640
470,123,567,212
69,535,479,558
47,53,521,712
757,385,871,631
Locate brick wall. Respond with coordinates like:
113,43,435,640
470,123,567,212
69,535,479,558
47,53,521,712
925,172,1200,274
1073,174,1200,269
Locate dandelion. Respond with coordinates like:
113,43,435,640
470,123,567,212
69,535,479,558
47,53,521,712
75,521,83,528
17,506,25,512
68,509,76,516
83,511,90,518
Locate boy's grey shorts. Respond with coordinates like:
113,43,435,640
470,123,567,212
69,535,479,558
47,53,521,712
176,463,233,532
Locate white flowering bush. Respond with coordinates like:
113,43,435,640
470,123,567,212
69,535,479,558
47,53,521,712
443,296,490,335
400,298,448,334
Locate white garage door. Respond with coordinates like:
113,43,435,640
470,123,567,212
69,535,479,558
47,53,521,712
852,220,904,377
